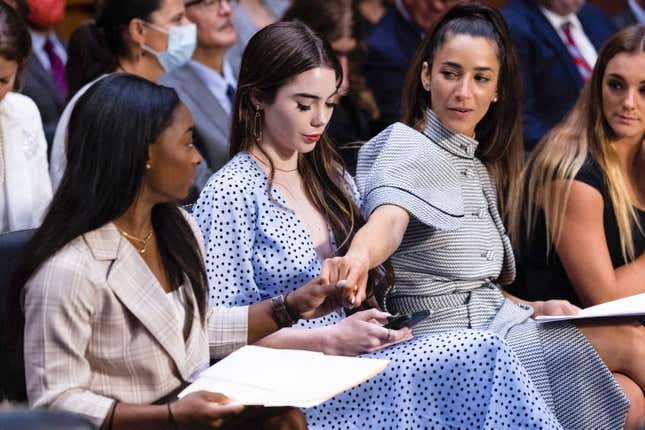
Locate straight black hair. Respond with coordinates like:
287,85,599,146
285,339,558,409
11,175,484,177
9,74,208,380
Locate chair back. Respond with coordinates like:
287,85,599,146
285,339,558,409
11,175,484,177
0,229,35,402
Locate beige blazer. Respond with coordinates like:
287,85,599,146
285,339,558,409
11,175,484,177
23,213,248,426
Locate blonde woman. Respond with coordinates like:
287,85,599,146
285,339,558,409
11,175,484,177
514,25,645,428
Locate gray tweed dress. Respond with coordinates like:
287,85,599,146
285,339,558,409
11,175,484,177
355,109,629,429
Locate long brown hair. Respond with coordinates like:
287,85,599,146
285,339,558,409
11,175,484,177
401,3,524,222
230,21,392,292
518,25,645,262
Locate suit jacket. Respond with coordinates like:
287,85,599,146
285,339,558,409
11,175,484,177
23,213,248,426
363,5,423,129
501,0,615,150
0,92,52,232
613,6,639,28
160,65,233,188
21,53,66,149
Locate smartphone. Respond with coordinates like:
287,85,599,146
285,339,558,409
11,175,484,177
384,310,432,330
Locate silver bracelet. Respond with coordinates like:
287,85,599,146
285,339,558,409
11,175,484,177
271,294,298,327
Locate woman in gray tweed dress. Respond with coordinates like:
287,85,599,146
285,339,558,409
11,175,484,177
322,4,642,429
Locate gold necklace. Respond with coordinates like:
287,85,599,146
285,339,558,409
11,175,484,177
118,228,154,254
250,152,299,173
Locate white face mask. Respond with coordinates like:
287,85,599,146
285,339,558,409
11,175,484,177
142,22,197,73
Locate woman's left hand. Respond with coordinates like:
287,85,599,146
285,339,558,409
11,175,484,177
530,300,581,317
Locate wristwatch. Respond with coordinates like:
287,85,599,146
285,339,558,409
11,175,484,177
271,293,299,327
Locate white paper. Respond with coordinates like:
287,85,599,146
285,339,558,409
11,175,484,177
535,293,645,323
178,345,390,407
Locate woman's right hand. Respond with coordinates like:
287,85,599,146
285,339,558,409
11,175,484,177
171,391,244,428
322,308,413,356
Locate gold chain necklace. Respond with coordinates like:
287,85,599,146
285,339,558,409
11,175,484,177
118,228,154,254
250,152,298,173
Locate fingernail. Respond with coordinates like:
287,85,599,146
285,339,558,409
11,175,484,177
351,295,356,305
353,285,358,292
338,279,347,287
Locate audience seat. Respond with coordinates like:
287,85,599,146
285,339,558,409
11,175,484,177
0,229,35,402
0,410,95,430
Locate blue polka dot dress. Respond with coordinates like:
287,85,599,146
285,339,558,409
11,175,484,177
193,153,562,429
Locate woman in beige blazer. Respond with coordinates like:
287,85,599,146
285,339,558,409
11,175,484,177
14,74,355,430
0,2,52,233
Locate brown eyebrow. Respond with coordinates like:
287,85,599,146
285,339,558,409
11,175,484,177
441,61,494,72
606,73,645,84
293,91,339,101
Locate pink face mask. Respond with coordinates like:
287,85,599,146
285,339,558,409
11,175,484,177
27,0,66,29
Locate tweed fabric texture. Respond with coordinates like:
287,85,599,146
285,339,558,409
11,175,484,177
356,109,629,429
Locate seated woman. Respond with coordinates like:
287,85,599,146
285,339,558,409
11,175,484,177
320,4,641,429
0,2,52,233
15,73,362,429
513,24,645,427
194,20,562,429
51,0,198,191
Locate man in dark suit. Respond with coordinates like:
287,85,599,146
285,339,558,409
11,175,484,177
20,0,67,152
613,0,645,28
502,0,615,151
363,0,462,129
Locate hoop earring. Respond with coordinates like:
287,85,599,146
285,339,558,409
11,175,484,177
253,110,263,143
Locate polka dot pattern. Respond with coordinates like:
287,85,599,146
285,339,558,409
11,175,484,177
193,153,562,428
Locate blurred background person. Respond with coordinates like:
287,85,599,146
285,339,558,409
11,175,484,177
363,0,464,130
21,0,67,152
614,0,645,27
0,1,52,233
50,0,196,192
160,0,238,195
352,0,387,41
283,0,380,174
512,24,645,427
502,0,615,151
227,0,289,72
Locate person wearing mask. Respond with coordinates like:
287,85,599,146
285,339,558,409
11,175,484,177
50,0,197,192
20,0,67,150
16,73,358,430
0,1,52,233
160,0,238,193
512,25,645,428
502,0,615,151
363,0,463,129
322,4,640,428
614,0,645,27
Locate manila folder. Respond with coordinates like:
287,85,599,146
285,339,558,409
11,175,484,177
178,345,389,408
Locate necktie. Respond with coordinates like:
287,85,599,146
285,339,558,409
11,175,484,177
561,22,593,82
226,84,236,105
43,37,68,99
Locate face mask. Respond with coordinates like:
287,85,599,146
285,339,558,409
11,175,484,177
27,0,65,28
142,22,197,73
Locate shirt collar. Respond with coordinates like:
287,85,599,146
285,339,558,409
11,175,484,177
188,59,237,90
421,109,479,159
539,6,582,31
628,0,645,24
29,29,59,51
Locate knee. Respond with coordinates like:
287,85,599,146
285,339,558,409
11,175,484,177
614,373,645,430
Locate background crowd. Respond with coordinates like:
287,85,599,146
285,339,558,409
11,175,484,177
0,0,644,429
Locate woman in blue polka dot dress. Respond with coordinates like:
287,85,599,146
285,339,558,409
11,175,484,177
193,21,561,429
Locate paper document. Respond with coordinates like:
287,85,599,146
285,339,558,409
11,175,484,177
178,345,389,407
535,293,645,323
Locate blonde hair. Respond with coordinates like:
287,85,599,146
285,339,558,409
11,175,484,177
513,25,645,262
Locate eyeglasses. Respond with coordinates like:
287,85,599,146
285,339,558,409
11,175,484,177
185,0,238,9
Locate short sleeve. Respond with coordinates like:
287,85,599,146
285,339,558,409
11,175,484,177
192,168,262,307
574,157,606,195
355,122,463,230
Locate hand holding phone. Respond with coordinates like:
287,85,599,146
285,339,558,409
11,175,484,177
383,310,432,330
